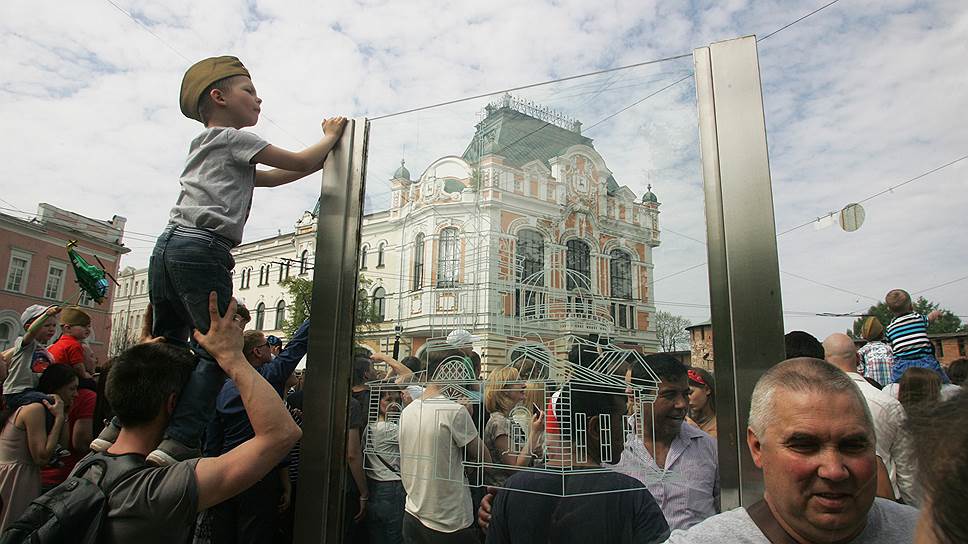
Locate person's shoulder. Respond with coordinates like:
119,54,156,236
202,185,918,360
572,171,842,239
681,421,716,447
665,508,765,543
869,497,918,523
865,498,918,540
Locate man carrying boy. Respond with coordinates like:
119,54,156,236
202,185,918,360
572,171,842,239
48,307,93,380
91,55,346,465
884,289,949,384
2,305,61,409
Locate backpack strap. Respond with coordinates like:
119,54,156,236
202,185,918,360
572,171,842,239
746,499,801,544
72,452,149,493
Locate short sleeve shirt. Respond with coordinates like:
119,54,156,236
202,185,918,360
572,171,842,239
483,412,515,487
168,127,270,245
85,455,200,544
2,337,46,394
399,395,478,532
48,334,85,368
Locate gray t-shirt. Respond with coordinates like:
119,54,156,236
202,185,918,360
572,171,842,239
2,337,43,394
100,457,200,544
663,498,918,543
168,127,269,245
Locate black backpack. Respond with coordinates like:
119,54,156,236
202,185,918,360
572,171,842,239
0,452,148,544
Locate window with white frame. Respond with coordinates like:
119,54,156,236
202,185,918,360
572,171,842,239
255,302,266,330
274,300,286,330
0,319,18,351
377,242,385,268
609,250,632,299
5,250,31,293
436,228,459,288
599,412,613,463
412,234,425,291
360,245,368,270
44,261,67,300
371,287,386,321
574,412,588,463
566,239,591,291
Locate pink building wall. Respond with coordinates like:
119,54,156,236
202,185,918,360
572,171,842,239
0,204,128,366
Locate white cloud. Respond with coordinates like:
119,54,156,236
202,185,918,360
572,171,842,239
1,0,965,341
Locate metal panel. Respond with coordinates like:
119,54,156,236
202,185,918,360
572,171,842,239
294,118,369,543
694,36,786,508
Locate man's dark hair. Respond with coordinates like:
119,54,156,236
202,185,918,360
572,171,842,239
426,348,465,382
568,383,625,464
568,342,598,368
106,343,196,427
37,364,77,394
352,357,373,387
784,331,824,359
632,353,687,384
400,356,422,374
946,358,968,386
907,390,968,544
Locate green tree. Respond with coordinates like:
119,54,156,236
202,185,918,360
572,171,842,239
851,296,962,337
278,274,382,338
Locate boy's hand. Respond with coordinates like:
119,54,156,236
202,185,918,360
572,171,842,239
44,306,62,317
193,292,245,364
322,117,347,138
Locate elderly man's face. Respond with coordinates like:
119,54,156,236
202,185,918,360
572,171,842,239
749,390,876,543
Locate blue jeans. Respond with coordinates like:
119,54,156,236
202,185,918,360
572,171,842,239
892,354,951,384
367,479,405,544
149,226,235,448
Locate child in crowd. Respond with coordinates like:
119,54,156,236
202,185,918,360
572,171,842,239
884,289,949,384
47,307,93,380
91,55,347,465
2,305,61,410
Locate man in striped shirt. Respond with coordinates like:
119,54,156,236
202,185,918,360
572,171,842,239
884,289,949,384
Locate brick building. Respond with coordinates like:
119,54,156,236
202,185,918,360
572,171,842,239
929,331,968,366
686,320,714,371
1,204,128,364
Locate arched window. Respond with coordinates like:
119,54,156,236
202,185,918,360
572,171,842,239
372,287,386,321
299,250,309,275
412,233,425,291
264,264,271,285
377,242,386,268
360,246,368,269
436,228,459,288
516,230,544,284
610,250,632,299
566,239,591,291
258,265,266,286
278,261,284,282
274,300,286,330
255,302,266,330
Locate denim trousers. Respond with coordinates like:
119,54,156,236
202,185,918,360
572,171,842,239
366,479,405,544
148,226,235,447
891,354,951,384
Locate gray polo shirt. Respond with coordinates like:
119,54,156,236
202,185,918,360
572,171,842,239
169,127,269,246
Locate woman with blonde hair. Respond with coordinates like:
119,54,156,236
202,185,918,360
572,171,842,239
483,367,542,486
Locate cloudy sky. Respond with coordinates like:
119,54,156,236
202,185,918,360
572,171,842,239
2,0,965,340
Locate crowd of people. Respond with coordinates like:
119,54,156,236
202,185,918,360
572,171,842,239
0,52,964,544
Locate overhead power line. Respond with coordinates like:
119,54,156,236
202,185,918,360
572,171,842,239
757,0,843,42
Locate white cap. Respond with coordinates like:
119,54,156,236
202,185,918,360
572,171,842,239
20,305,49,329
446,329,480,348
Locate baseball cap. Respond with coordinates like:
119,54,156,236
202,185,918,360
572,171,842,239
446,329,480,348
20,305,49,329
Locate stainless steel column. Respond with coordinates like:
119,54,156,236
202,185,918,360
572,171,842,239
694,36,786,509
294,118,370,543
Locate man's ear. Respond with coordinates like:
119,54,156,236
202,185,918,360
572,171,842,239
166,393,178,417
747,427,765,469
586,414,601,454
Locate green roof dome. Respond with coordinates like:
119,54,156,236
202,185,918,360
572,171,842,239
393,159,411,181
642,184,658,203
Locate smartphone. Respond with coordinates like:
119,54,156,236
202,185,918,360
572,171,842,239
532,403,541,416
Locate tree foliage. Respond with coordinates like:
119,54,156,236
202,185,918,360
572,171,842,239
654,310,692,352
278,274,382,338
851,296,963,337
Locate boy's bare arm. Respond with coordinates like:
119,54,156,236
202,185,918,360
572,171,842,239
252,117,347,184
